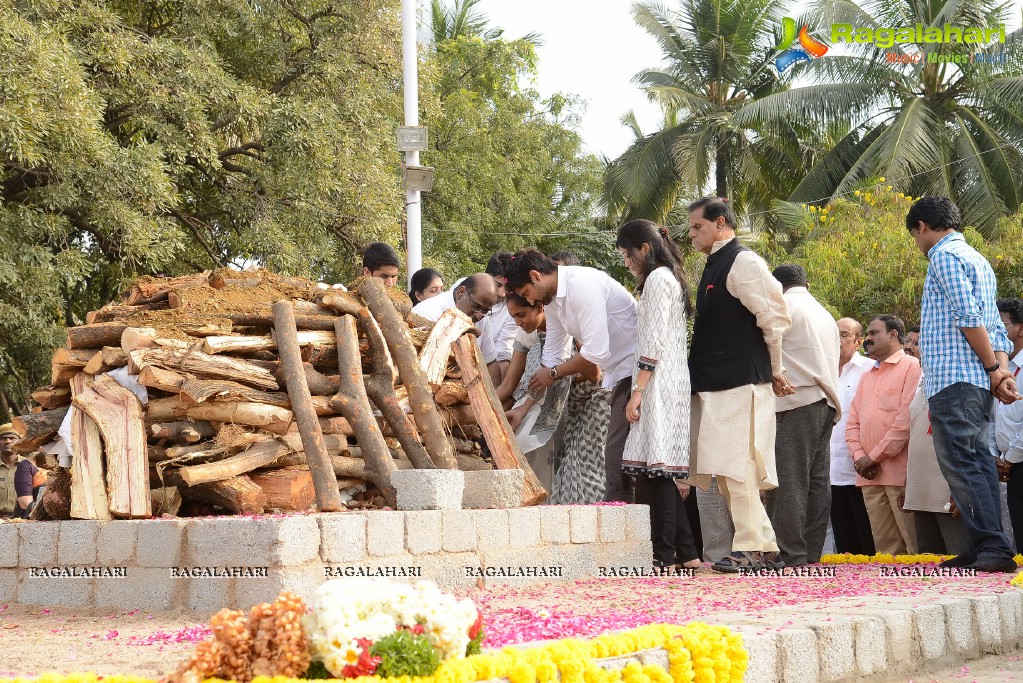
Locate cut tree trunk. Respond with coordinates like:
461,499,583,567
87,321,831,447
149,420,215,444
180,378,290,409
202,330,336,354
102,346,128,368
228,313,338,332
73,375,151,518
176,438,292,486
151,486,182,516
125,272,210,305
31,385,72,410
52,348,101,386
452,335,546,506
66,323,130,350
272,299,343,511
129,347,279,390
82,351,106,375
12,406,70,452
179,475,267,515
419,308,475,385
87,302,170,323
121,327,191,354
433,380,469,407
331,315,396,504
210,274,311,291
312,289,363,316
137,365,188,393
69,373,112,521
146,396,293,434
359,278,456,469
249,466,314,511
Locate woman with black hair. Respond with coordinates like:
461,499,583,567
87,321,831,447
617,219,700,570
408,268,444,305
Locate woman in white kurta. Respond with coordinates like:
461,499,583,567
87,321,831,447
617,219,698,569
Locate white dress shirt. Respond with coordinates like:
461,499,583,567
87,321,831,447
540,266,639,389
830,353,874,485
477,301,517,364
411,289,455,322
991,347,1023,463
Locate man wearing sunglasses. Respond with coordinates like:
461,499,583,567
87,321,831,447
411,272,499,324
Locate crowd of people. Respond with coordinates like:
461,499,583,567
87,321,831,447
5,195,1021,577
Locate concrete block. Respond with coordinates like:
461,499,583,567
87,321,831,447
625,504,651,541
0,524,17,567
731,627,779,683
569,506,598,543
96,520,138,565
777,627,819,683
999,590,1023,643
57,520,98,565
462,469,523,509
828,600,919,669
187,575,236,612
272,515,321,566
598,505,626,543
96,567,178,610
19,521,58,566
442,509,477,552
136,518,186,567
939,598,976,654
550,543,597,580
853,616,888,676
914,604,947,660
363,511,405,557
508,507,541,549
540,506,571,544
18,573,94,607
236,565,326,606
412,551,481,592
392,469,463,510
0,568,15,601
319,514,367,563
596,541,652,572
186,517,275,566
405,510,442,555
805,617,856,682
478,549,565,586
972,595,1003,649
475,509,510,551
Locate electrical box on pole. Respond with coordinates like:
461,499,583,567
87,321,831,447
397,126,428,152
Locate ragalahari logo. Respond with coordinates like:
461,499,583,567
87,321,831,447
775,17,829,72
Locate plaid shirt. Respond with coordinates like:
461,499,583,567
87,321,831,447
920,231,1011,398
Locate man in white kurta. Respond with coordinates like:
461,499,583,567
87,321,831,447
686,197,792,572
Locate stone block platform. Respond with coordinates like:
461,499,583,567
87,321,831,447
0,505,651,611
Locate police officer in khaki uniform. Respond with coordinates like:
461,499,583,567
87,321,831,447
0,423,34,517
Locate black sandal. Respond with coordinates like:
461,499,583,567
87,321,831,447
711,551,763,574
762,552,785,570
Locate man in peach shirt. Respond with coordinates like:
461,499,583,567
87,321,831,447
846,315,923,554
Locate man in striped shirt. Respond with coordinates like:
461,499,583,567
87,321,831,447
909,196,1020,572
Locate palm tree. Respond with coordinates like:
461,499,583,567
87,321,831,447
604,0,832,227
748,0,1023,234
429,0,539,44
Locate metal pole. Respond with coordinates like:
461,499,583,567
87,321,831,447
401,0,423,276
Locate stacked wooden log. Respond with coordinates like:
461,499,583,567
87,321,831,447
12,269,545,519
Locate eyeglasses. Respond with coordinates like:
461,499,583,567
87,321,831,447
468,294,492,317
905,339,920,346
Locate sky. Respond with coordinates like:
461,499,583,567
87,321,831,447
478,0,666,160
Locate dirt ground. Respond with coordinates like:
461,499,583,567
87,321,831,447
887,650,1023,682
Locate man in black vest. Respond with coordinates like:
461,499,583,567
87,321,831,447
686,197,793,573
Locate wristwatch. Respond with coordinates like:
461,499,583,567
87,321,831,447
985,361,1001,374
549,366,559,380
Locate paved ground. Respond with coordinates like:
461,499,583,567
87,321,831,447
886,650,1023,682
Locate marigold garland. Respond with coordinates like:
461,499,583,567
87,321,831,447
820,553,1023,567
0,624,746,683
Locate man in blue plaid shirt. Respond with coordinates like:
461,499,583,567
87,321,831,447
909,196,1021,573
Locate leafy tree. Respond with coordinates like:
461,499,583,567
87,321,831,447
760,0,1023,234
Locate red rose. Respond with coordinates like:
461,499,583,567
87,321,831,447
342,638,381,678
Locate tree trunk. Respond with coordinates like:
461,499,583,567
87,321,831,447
149,420,215,444
73,375,151,518
358,278,457,469
452,335,546,505
177,438,293,486
180,378,291,409
272,299,344,511
31,385,72,410
137,365,188,393
715,146,728,199
180,475,267,515
249,466,315,511
146,396,294,434
151,486,182,516
419,308,474,385
433,380,469,407
102,346,128,367
125,272,211,305
129,347,279,390
228,313,338,332
12,406,70,452
69,373,113,521
66,323,130,350
331,315,397,504
312,289,364,316
87,302,170,323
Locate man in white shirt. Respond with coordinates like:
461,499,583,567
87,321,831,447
508,249,639,502
765,265,841,566
477,253,520,386
411,274,499,324
992,298,1023,553
829,318,876,554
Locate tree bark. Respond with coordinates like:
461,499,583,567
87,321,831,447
249,466,315,511
180,378,290,409
102,346,128,367
125,272,211,305
311,289,364,315
419,308,474,385
129,347,279,390
228,313,338,332
177,438,293,486
452,335,546,505
66,323,130,350
73,375,151,518
272,299,343,511
359,278,457,469
433,380,469,407
180,475,267,514
150,420,215,444
87,302,170,323
12,406,70,451
146,396,294,434
69,373,112,520
31,385,72,410
331,315,397,504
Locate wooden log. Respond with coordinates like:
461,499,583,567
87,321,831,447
102,346,128,367
331,315,397,504
151,486,182,516
164,432,269,459
69,373,113,521
146,396,293,434
129,347,279,390
177,438,292,486
31,385,72,410
125,272,210,305
419,308,475,385
137,365,188,393
272,299,343,511
201,330,336,354
302,344,339,369
434,380,469,407
312,289,364,316
180,378,290,409
66,323,129,350
452,335,546,506
73,375,151,518
52,348,101,386
150,420,215,444
121,327,191,355
12,406,70,452
359,278,456,469
249,466,315,511
87,302,170,324
228,313,338,332
82,351,106,375
179,475,267,515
